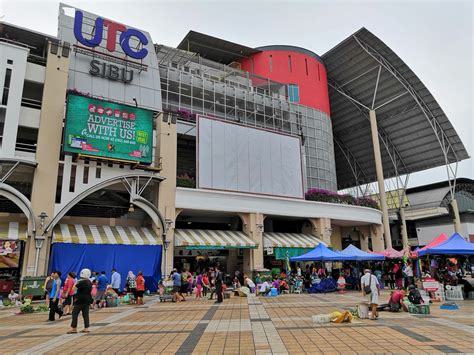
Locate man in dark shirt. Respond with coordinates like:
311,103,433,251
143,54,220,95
215,267,223,303
68,268,93,334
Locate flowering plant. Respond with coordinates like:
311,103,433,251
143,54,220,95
305,188,379,210
177,173,196,188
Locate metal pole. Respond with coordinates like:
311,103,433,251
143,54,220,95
399,207,409,249
369,110,392,248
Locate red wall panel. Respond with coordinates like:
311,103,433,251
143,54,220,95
239,49,330,115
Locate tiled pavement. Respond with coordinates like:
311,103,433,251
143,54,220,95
0,290,472,354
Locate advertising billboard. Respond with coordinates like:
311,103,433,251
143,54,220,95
63,94,153,164
198,116,304,198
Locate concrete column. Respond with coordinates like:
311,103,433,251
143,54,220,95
369,109,391,249
330,225,342,250
399,207,409,248
358,226,370,251
370,224,385,252
450,199,462,234
156,113,177,278
241,212,264,272
227,249,238,273
25,43,69,276
304,218,332,245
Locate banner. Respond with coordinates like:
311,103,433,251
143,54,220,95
0,240,21,268
63,94,153,164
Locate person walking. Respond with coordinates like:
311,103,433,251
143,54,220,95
94,271,108,309
111,268,121,295
202,272,210,298
43,272,54,307
195,272,203,299
135,271,145,305
125,271,137,303
361,269,381,320
215,267,223,303
171,269,182,302
48,271,63,322
62,272,76,315
404,262,414,288
68,268,92,334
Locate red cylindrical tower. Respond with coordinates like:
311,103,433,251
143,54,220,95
239,45,330,115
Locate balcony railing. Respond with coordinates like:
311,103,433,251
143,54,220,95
15,141,37,154
21,97,42,110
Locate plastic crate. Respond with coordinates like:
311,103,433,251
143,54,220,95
445,286,464,301
408,304,430,314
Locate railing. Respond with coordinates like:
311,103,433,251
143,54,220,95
27,54,47,66
15,142,37,154
21,97,42,110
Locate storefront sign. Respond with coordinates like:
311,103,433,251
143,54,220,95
63,94,153,164
422,278,440,292
89,59,133,83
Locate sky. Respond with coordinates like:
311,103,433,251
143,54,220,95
1,0,472,188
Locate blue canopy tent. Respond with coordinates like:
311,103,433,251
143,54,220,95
290,243,357,262
339,244,385,261
418,233,474,256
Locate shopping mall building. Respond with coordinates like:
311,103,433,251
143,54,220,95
0,4,469,290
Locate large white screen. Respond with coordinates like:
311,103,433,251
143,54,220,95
197,116,303,198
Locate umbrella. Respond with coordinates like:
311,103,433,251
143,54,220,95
290,243,357,262
339,244,385,261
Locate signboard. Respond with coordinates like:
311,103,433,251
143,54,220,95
0,240,21,268
422,278,440,292
63,94,153,164
58,3,162,111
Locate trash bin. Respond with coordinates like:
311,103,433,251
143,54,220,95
270,288,278,297
21,276,47,299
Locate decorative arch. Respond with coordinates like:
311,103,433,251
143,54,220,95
44,173,165,236
0,182,36,234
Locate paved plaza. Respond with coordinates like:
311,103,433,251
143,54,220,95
0,290,472,354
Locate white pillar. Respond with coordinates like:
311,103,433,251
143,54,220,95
369,109,391,248
450,199,462,234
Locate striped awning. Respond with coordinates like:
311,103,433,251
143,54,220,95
53,224,161,245
0,222,27,240
175,229,257,248
264,233,326,249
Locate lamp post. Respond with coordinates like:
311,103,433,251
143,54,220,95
34,212,48,276
162,219,173,277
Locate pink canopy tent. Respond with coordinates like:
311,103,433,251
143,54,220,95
421,233,448,250
371,247,405,258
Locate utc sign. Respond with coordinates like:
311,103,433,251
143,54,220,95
73,10,148,59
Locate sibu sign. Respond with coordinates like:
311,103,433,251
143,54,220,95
73,10,148,60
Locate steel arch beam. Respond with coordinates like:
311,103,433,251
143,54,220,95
0,182,36,234
44,173,164,235
328,78,409,176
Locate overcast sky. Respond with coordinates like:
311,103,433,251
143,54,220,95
1,0,472,188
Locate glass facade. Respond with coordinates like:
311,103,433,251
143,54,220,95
157,46,337,192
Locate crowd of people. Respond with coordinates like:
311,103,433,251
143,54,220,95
41,268,146,333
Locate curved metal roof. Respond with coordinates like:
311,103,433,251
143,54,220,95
177,30,260,64
322,28,469,190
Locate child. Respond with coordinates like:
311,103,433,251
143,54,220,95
158,281,165,301
90,280,97,309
